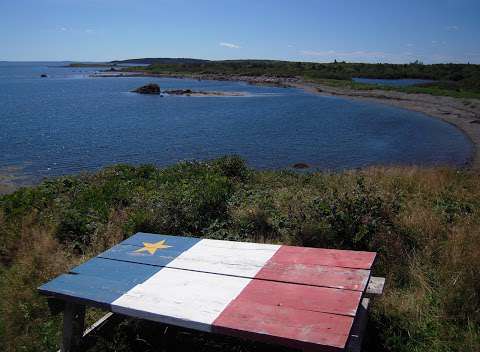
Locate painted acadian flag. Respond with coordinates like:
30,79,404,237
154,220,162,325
39,233,376,351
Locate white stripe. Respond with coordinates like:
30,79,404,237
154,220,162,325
166,239,281,278
111,239,281,330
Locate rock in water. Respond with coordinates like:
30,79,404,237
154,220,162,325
40,74,48,78
133,83,160,94
293,163,310,169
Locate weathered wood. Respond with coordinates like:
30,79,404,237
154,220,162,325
57,312,116,352
270,246,376,270
99,240,281,278
256,261,371,291
39,273,136,309
83,312,114,337
61,302,85,352
366,277,385,296
38,233,382,352
346,298,370,352
213,300,353,351
96,238,372,291
229,279,363,317
111,267,252,332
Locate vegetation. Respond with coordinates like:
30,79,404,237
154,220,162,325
1,156,479,352
68,57,480,98
310,78,480,99
117,59,480,98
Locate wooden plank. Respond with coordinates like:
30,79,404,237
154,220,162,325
111,267,252,332
228,279,363,317
38,274,136,309
82,312,114,337
256,261,371,291
98,243,178,266
96,235,372,291
213,300,354,352
98,239,281,279
165,239,280,278
269,246,376,270
70,257,161,284
121,232,201,250
366,277,385,296
346,298,370,352
57,313,120,352
61,302,85,352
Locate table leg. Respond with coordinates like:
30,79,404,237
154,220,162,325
61,302,85,352
162,325,178,352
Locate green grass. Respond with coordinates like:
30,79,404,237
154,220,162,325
1,157,479,351
310,78,480,99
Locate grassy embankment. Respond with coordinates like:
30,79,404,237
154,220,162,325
121,60,480,99
1,156,479,352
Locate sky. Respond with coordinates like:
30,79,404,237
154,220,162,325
1,0,479,63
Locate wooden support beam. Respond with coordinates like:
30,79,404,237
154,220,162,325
346,298,370,352
366,277,385,296
57,312,115,352
83,312,114,337
61,302,85,352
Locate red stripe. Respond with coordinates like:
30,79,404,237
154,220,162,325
270,245,376,270
256,261,370,291
212,246,375,350
213,298,353,351
222,279,362,317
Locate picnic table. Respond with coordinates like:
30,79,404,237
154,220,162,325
39,232,385,352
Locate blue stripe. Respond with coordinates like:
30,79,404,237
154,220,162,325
122,232,201,250
38,233,202,306
70,257,161,284
38,273,135,308
97,233,201,266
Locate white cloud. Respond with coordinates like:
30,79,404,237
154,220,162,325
219,42,240,49
446,25,459,31
60,27,68,32
85,29,95,34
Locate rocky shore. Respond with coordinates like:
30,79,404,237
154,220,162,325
93,70,298,87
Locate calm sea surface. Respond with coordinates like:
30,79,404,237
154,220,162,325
0,62,473,184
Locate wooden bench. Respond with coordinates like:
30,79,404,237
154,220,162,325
38,232,385,352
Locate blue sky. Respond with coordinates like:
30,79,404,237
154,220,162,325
1,0,479,63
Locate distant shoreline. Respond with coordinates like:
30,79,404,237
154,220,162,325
100,70,480,169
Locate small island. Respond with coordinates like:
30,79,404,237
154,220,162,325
132,83,247,97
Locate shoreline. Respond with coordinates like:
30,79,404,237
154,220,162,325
1,72,478,195
106,70,480,169
292,81,480,169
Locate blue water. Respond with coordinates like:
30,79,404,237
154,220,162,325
353,77,435,87
0,62,473,183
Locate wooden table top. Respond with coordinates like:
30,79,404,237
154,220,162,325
39,232,376,351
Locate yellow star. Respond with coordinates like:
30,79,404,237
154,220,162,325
135,240,172,255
